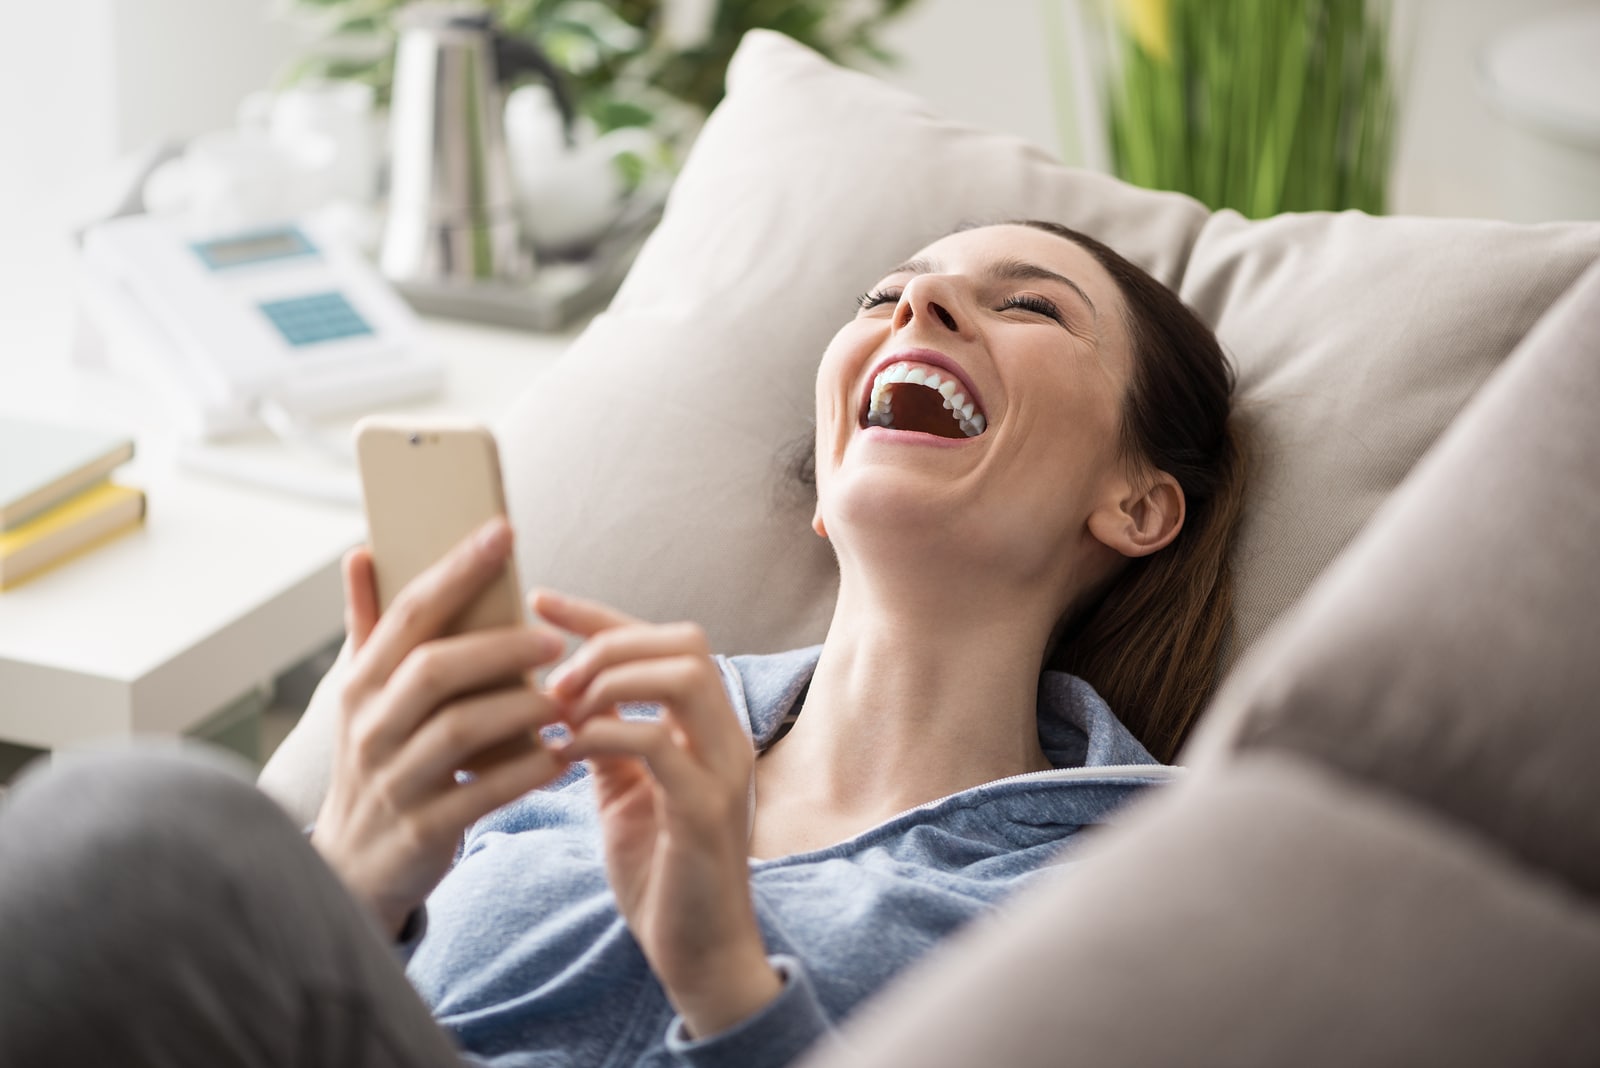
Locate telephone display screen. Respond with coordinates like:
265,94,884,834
193,229,318,271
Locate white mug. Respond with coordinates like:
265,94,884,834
505,85,662,255
239,81,379,206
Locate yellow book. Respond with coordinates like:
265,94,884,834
0,482,146,591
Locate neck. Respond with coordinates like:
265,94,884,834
756,564,1060,821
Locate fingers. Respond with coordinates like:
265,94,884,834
353,517,514,688
528,588,639,639
561,655,750,775
531,595,740,770
353,625,564,761
385,685,564,807
558,717,701,797
545,621,708,703
343,546,379,652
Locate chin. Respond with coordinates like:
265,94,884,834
824,464,977,544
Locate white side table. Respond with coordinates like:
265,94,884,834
0,231,578,752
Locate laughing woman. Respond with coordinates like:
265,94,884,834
0,221,1245,1068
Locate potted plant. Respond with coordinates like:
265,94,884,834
1077,0,1399,217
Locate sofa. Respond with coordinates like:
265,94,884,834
259,31,1600,1065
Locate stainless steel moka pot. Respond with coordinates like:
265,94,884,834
380,3,574,285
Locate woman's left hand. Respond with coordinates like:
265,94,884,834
533,590,783,1039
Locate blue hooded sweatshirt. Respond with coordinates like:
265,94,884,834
401,646,1174,1068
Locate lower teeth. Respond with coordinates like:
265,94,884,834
865,409,985,437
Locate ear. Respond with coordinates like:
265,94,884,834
812,505,828,539
1087,472,1184,559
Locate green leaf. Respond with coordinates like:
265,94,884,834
587,95,656,130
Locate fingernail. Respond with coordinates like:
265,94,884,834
544,663,571,694
476,517,510,556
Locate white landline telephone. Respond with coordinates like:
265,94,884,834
78,213,442,446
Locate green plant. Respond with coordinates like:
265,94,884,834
281,0,920,156
1102,0,1397,217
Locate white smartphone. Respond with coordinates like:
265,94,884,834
354,416,524,634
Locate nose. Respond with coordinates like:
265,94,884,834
894,275,967,336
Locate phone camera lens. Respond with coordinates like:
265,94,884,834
408,432,421,446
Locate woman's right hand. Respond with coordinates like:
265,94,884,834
310,518,570,938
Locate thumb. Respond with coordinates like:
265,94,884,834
342,546,379,651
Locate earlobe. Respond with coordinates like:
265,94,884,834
1088,474,1185,559
812,508,828,539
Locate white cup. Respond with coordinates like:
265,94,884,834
239,81,379,206
504,84,663,255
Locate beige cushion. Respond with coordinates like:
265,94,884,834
797,753,1600,1068
497,30,1600,680
1186,258,1600,896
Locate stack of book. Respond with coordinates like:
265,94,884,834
0,417,146,591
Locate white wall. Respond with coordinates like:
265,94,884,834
3,0,118,206
1387,0,1597,220
2,0,305,205
871,0,1066,162
107,0,310,155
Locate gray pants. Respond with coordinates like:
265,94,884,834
0,741,470,1067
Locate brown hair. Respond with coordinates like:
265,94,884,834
1016,220,1249,763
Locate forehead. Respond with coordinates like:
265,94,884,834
911,225,1119,304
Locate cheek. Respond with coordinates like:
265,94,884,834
815,324,871,419
1007,374,1123,486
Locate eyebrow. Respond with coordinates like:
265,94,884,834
888,256,1098,320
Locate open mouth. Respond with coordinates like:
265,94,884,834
861,361,988,439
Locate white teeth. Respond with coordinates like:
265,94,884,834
862,361,988,437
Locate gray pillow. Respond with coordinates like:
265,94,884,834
1187,257,1600,896
796,752,1600,1068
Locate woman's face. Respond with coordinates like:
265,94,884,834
813,224,1144,593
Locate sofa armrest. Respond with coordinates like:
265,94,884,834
257,636,351,828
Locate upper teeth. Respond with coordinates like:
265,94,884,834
866,362,987,437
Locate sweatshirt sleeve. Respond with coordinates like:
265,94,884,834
663,955,838,1068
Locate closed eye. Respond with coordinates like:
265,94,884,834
858,287,1067,328
856,287,902,312
1000,294,1064,323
